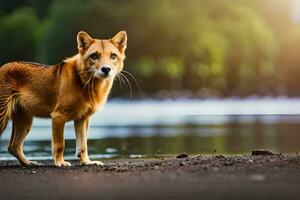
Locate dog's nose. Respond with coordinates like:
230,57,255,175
101,67,111,75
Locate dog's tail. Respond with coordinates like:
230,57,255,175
0,93,18,136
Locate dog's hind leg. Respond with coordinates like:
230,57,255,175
0,96,11,136
8,108,42,166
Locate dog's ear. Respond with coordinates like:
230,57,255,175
111,31,127,54
77,31,94,54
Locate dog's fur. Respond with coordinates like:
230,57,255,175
0,31,127,166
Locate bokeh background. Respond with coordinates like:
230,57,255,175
1,0,300,159
1,0,300,98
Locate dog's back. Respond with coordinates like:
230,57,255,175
0,62,61,135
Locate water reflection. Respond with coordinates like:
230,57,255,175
1,99,300,160
0,122,300,160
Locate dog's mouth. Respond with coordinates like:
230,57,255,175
94,73,113,79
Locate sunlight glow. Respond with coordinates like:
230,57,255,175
292,0,300,22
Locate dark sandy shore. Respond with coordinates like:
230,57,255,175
0,153,300,200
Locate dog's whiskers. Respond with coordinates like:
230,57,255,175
115,75,124,88
116,74,126,88
119,72,133,98
83,73,95,91
121,70,143,96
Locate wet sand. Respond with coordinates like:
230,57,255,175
0,154,300,200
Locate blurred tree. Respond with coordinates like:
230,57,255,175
0,0,297,98
0,7,40,64
221,5,277,96
253,0,300,96
39,0,130,63
0,0,53,19
0,0,24,14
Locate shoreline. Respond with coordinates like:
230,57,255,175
0,154,300,199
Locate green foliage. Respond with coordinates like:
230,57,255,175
0,0,299,97
0,7,40,64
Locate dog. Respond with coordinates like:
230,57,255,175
0,31,127,166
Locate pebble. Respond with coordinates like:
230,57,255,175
251,149,274,156
215,155,225,159
176,153,188,159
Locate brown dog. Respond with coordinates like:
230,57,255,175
0,31,127,166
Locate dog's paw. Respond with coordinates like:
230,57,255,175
55,160,72,167
81,160,104,166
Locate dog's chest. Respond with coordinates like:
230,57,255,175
71,97,108,120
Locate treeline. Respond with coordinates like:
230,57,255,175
0,0,299,98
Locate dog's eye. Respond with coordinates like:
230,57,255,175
110,53,117,60
89,53,99,60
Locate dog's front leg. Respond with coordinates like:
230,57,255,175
51,112,71,167
74,118,104,166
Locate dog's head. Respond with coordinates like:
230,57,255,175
76,31,127,79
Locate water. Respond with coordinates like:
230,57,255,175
1,98,300,161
